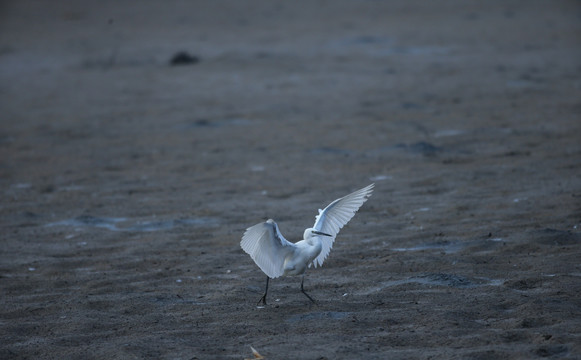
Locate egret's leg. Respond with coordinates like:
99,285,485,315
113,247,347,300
300,275,316,303
257,276,269,305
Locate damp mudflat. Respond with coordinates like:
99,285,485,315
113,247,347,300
1,1,580,359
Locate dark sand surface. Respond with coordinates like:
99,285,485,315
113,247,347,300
1,1,581,359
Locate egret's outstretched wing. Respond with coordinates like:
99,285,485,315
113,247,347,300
240,219,295,278
311,184,374,268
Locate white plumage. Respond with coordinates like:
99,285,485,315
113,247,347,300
240,184,374,304
240,220,295,278
311,183,375,268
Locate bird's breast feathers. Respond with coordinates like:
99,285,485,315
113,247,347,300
283,240,322,275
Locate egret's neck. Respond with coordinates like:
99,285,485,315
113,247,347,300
303,232,323,263
307,234,322,246
303,228,323,248
303,228,316,245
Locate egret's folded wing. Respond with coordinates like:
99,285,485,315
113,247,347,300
311,184,374,268
240,220,295,278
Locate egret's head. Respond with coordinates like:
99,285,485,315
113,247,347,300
304,228,332,240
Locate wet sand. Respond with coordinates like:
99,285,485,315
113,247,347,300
1,1,581,359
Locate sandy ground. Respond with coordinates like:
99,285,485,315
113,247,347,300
1,1,581,359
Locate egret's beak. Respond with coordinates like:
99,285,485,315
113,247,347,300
312,230,332,237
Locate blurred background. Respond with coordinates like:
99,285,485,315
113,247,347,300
1,1,580,358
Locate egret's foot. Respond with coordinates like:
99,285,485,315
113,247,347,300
300,275,316,304
301,288,316,304
257,294,267,306
256,276,269,306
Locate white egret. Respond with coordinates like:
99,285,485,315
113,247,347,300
241,184,374,305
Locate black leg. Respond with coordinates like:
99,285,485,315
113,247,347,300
257,276,269,306
300,275,316,303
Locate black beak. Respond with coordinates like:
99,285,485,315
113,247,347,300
312,230,332,237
